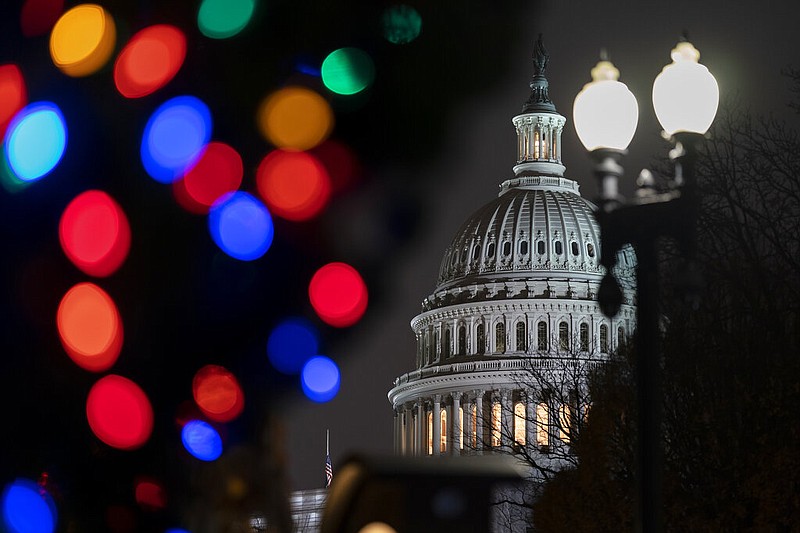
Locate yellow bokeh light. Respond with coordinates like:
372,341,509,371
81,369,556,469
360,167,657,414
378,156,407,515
257,87,333,150
50,4,116,77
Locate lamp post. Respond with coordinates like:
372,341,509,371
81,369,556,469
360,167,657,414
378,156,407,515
573,39,719,533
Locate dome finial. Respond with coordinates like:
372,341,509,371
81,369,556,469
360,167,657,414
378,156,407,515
523,34,557,113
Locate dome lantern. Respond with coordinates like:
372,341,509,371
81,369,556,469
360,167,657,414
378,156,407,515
512,35,567,179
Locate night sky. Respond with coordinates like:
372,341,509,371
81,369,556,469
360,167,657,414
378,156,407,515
0,0,798,529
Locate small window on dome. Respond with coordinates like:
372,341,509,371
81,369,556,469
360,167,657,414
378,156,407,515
502,241,511,256
554,241,563,255
460,248,467,263
472,245,481,261
487,242,495,258
587,243,595,258
537,240,545,255
519,240,529,255
571,242,579,256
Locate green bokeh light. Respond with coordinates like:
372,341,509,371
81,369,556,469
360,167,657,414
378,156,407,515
321,48,375,96
381,5,422,45
198,0,256,39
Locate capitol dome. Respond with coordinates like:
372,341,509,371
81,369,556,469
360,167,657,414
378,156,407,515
388,38,636,501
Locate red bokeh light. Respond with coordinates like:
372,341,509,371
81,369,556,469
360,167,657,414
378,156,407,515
256,149,331,221
308,262,368,327
0,64,27,139
59,190,131,277
114,25,186,98
86,375,153,450
192,364,244,423
20,0,64,37
134,477,167,511
174,141,243,213
57,282,123,372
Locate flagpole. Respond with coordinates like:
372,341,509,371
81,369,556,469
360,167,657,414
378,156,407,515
326,429,329,456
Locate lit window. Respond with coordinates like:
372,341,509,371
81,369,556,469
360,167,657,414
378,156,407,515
440,409,447,453
495,322,505,353
427,411,433,455
533,130,540,159
580,323,589,352
554,241,563,255
536,402,549,446
514,402,526,445
559,404,571,444
458,325,466,356
491,402,501,447
537,321,548,351
476,323,485,355
600,324,608,353
516,321,526,351
559,321,569,351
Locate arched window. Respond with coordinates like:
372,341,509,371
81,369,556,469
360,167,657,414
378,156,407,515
571,241,579,256
514,402,526,445
537,240,545,255
537,321,548,351
559,404,571,444
618,326,625,347
495,322,506,353
587,243,595,258
600,324,609,353
516,321,527,351
426,331,432,365
502,241,512,256
536,402,549,446
458,325,466,356
487,242,495,257
580,323,589,352
444,328,451,359
554,241,563,255
460,248,467,262
472,244,481,261
491,402,502,447
476,323,485,355
434,330,439,360
559,321,569,351
440,409,447,453
519,240,529,255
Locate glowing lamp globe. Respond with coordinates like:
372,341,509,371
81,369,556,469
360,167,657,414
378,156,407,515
573,60,638,152
652,41,719,135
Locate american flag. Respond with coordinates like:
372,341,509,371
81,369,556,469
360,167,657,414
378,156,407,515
325,453,333,488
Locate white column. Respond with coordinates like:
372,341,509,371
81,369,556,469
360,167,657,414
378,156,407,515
501,389,513,449
474,390,484,455
462,395,473,454
432,394,441,456
450,392,462,455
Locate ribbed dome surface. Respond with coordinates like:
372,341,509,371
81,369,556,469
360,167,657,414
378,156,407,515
436,176,604,290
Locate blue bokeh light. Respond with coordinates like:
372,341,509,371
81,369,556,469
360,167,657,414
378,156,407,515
181,420,223,461
141,96,212,183
208,191,274,261
267,317,319,375
165,529,191,533
1,478,57,533
4,102,67,183
301,356,340,403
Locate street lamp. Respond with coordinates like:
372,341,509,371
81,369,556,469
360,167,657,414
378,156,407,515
573,38,719,533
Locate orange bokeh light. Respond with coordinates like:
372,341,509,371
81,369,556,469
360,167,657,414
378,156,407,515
308,262,368,327
0,64,27,140
50,4,116,77
257,87,333,151
256,149,331,221
57,282,123,372
192,364,244,423
86,375,153,450
114,24,186,98
59,190,131,277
